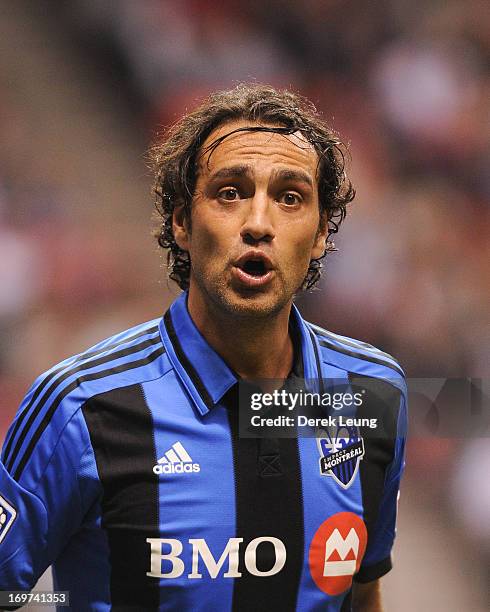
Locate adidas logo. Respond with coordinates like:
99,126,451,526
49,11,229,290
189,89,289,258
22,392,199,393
153,442,200,475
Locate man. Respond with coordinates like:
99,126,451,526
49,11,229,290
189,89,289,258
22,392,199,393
0,84,406,611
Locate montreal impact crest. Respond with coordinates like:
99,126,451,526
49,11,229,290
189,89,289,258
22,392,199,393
316,425,365,489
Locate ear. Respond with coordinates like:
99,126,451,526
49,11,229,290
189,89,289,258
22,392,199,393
172,203,190,251
311,213,328,260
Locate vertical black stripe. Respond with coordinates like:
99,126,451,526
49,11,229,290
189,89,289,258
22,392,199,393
225,386,304,612
82,384,159,611
340,588,352,611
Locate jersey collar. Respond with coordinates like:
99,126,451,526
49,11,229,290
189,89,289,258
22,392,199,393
159,291,322,416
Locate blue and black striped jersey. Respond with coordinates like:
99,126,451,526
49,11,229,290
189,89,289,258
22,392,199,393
0,291,407,611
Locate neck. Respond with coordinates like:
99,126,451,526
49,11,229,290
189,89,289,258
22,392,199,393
186,289,294,380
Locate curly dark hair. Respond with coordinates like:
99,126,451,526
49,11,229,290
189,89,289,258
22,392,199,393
150,83,355,291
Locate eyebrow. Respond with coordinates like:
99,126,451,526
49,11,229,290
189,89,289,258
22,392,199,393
271,168,314,188
207,165,314,188
208,164,252,181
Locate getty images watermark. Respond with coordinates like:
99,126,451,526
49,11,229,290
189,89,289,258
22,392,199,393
237,378,489,439
249,388,376,430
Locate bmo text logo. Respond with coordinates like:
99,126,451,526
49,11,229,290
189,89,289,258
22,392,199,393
146,513,367,591
309,512,367,595
146,537,286,579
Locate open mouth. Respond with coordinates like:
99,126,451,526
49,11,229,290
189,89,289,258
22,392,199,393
241,259,268,277
233,252,274,287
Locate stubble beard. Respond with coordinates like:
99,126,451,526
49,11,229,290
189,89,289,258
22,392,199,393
191,263,297,323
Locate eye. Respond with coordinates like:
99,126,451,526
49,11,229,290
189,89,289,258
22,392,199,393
217,187,240,201
280,192,302,206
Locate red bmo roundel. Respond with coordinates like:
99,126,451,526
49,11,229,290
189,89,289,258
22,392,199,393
309,512,367,596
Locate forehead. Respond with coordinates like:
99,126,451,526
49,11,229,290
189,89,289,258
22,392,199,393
197,120,319,180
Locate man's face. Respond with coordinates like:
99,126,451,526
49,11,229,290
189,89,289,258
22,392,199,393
173,120,327,319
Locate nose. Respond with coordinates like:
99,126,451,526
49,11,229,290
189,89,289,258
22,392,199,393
240,192,275,244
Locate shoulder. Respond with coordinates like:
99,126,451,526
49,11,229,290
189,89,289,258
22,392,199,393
306,321,408,464
306,320,406,390
2,319,169,484
30,317,167,404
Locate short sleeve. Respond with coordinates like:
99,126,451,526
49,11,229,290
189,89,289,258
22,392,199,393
0,460,50,590
355,388,407,583
0,385,96,592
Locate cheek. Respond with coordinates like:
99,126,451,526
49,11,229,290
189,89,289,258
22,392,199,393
286,219,320,259
189,214,231,259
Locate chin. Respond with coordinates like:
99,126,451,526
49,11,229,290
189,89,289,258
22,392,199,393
193,270,297,320
217,288,291,320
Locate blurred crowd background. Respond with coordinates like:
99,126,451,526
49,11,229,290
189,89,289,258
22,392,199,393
0,1,488,609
